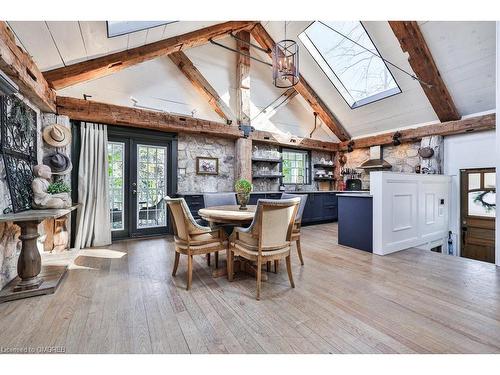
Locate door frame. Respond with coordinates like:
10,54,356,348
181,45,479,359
459,167,496,262
108,126,178,239
70,122,178,243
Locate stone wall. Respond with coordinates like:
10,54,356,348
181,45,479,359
176,136,336,193
343,142,421,190
177,133,235,193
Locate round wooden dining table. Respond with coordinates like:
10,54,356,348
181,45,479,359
198,205,257,225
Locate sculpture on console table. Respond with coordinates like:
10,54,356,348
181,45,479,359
31,164,71,209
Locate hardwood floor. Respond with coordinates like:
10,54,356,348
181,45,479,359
1,223,499,354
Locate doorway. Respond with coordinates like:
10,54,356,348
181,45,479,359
107,127,177,240
460,168,496,263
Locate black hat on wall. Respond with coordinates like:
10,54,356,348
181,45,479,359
42,152,72,175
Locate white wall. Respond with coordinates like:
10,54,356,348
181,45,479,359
496,22,500,267
371,172,451,256
443,130,496,256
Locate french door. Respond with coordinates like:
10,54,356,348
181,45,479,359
107,128,177,240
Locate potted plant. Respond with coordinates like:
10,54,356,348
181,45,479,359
47,181,71,194
235,178,252,211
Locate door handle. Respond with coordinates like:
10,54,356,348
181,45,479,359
461,226,467,244
132,189,137,195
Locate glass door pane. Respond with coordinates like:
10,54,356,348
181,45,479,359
136,144,167,229
108,141,125,231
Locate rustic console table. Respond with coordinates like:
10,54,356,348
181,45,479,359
0,205,78,303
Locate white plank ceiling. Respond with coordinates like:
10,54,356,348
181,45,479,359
6,21,496,141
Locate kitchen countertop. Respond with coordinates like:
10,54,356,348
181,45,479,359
177,190,369,195
337,193,373,198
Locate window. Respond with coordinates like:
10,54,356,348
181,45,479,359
298,21,401,108
106,21,176,38
282,149,310,185
108,141,125,231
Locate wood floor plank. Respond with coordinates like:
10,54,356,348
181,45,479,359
1,223,499,353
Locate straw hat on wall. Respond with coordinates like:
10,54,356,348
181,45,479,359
42,124,71,148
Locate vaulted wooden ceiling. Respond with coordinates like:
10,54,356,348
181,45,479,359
4,20,496,143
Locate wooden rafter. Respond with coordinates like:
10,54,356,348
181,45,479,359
169,51,234,123
253,129,336,152
0,22,56,112
44,21,258,90
56,96,338,152
250,22,350,142
252,87,298,126
389,21,460,122
56,96,241,137
337,114,495,151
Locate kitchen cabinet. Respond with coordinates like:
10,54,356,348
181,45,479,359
177,191,340,225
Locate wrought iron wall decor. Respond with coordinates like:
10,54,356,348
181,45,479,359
0,95,38,212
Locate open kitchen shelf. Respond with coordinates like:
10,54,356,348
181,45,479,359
314,177,336,181
253,174,284,179
313,163,335,169
252,158,282,163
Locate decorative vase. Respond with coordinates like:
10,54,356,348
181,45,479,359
237,192,250,210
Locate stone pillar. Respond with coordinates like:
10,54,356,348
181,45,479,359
420,135,443,174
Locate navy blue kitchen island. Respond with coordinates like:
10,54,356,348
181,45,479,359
337,193,373,253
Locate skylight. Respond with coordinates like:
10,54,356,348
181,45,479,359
107,21,176,38
298,21,401,109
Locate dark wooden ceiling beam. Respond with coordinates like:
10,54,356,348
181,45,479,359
44,21,258,90
250,23,350,142
338,114,495,151
0,22,56,112
168,51,235,123
56,96,241,137
252,129,337,152
56,95,338,152
389,21,460,122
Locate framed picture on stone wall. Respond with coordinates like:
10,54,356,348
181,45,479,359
196,157,219,175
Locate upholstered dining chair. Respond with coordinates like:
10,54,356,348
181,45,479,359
227,198,300,300
203,192,237,207
203,193,237,266
166,197,227,290
281,192,308,265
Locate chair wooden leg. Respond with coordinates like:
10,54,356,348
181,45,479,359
227,248,234,281
172,251,180,276
296,238,304,266
187,254,193,290
285,255,295,288
207,253,211,267
256,257,262,300
274,260,279,273
266,261,271,272
215,251,219,269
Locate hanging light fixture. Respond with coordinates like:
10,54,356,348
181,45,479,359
273,21,299,88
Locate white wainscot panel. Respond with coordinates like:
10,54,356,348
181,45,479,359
372,172,451,255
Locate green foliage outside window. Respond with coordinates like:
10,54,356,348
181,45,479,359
282,149,310,185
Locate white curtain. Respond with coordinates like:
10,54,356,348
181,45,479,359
74,122,111,249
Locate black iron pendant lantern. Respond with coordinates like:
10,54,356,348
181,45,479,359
273,39,299,88
273,23,299,88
